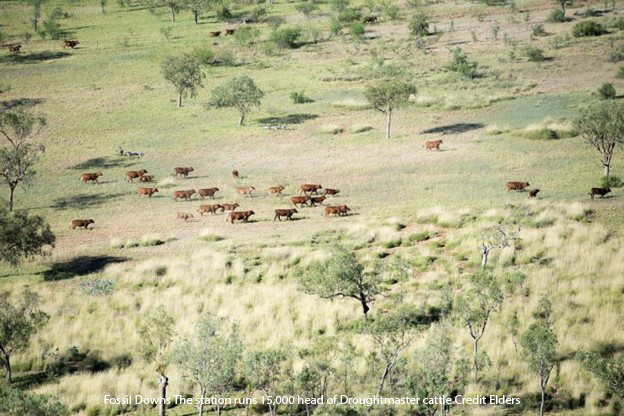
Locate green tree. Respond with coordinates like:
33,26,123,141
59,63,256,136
244,350,286,416
161,54,205,107
186,0,210,24
298,246,384,319
0,290,49,383
576,351,624,399
554,0,572,14
100,0,107,13
455,272,503,381
0,207,55,266
0,384,66,415
408,11,429,37
364,79,416,138
575,101,624,177
209,76,264,126
138,306,174,416
0,108,46,211
172,315,242,416
25,0,45,32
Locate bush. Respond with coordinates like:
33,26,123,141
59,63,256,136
583,8,600,17
613,17,624,30
270,26,302,49
547,9,566,23
409,12,429,37
572,21,605,37
216,6,232,21
616,66,624,79
40,18,63,39
598,82,616,99
607,44,624,62
213,49,237,66
601,175,624,188
329,18,343,35
290,91,314,104
193,46,215,65
524,46,546,62
331,0,349,12
445,48,479,79
349,22,365,41
79,279,114,296
531,24,546,37
337,7,362,23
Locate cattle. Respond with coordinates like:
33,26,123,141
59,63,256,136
424,140,443,151
197,188,220,200
63,40,79,49
138,174,154,183
227,210,255,223
71,219,94,229
268,186,285,196
290,196,310,208
324,205,351,217
176,212,194,221
274,208,298,221
126,169,148,182
7,44,21,53
300,184,323,195
221,203,240,211
232,170,240,179
80,172,103,184
173,189,196,201
505,182,530,192
310,196,326,206
225,28,236,35
138,187,159,197
174,167,194,178
236,186,255,197
198,204,223,216
209,31,221,37
528,189,540,199
589,187,611,200
363,16,378,23
324,188,340,196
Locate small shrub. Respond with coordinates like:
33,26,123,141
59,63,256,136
295,1,320,17
601,175,624,188
616,66,624,79
349,125,373,133
290,91,314,104
337,8,362,23
531,24,547,37
547,9,566,23
79,279,114,296
582,8,600,17
607,44,624,62
213,49,237,66
193,46,215,65
548,34,573,49
613,17,624,30
216,6,232,21
445,48,479,79
329,18,343,36
408,231,431,242
40,18,63,39
319,125,344,134
572,21,605,37
409,12,429,37
349,22,365,41
160,26,173,40
331,0,349,12
524,46,546,62
270,26,302,49
598,82,616,100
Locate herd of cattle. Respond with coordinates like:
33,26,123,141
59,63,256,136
3,39,79,55
72,167,351,229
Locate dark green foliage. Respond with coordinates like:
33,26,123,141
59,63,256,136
209,76,264,126
0,208,54,266
0,384,66,416
289,91,314,104
601,175,624,188
45,346,111,376
39,18,63,39
161,53,204,107
524,46,546,62
547,9,566,22
616,66,624,78
572,21,606,37
408,11,429,37
613,17,624,30
349,22,365,41
364,78,417,138
598,82,616,100
270,26,302,49
577,351,624,398
532,24,547,36
445,48,479,79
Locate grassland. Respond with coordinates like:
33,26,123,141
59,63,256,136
1,0,624,414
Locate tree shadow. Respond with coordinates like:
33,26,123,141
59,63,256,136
422,122,485,135
0,51,72,64
70,156,135,170
42,255,128,281
257,113,319,125
12,371,49,390
52,192,125,210
1,98,45,110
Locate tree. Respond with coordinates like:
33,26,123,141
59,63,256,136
577,351,624,399
0,290,49,383
367,305,420,394
0,108,46,211
186,0,210,24
138,306,174,416
364,79,416,139
25,0,45,32
244,350,286,416
161,54,204,108
172,315,242,416
409,11,429,37
520,302,557,416
575,101,624,177
480,226,520,269
554,0,572,14
0,207,55,266
100,0,107,13
298,246,384,319
0,384,66,415
209,76,264,127
455,272,503,382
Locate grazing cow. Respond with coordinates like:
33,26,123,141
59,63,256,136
71,219,94,229
174,167,194,178
227,210,255,223
589,187,611,200
80,172,103,184
197,188,220,199
236,186,255,197
528,189,540,199
209,31,221,37
221,203,240,211
126,169,148,182
225,28,236,35
268,186,285,196
173,189,196,201
7,44,21,53
424,140,443,151
324,188,340,196
176,212,194,221
138,174,154,183
290,196,310,208
274,208,298,221
138,187,159,197
63,40,79,49
232,170,240,179
364,16,378,23
505,181,530,192
299,184,323,195
310,196,326,206
198,204,223,216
